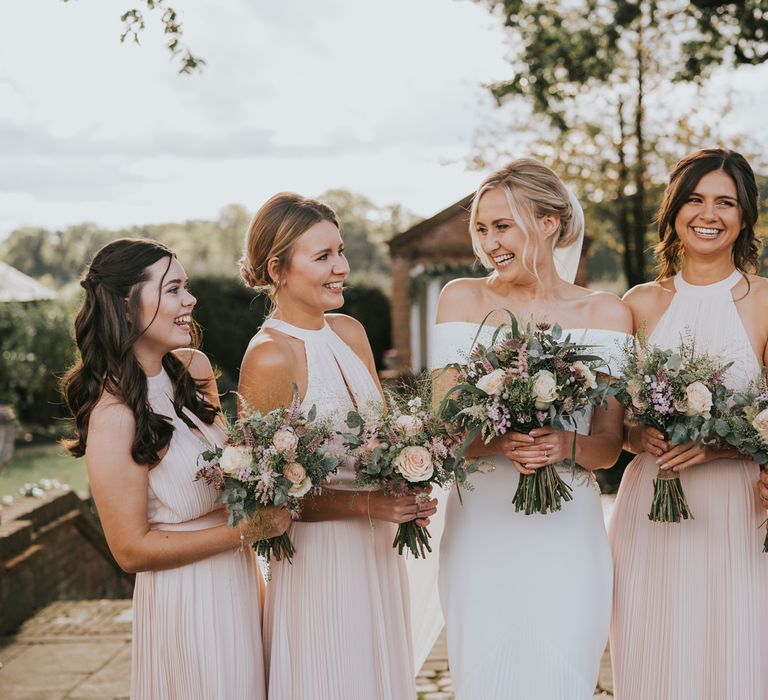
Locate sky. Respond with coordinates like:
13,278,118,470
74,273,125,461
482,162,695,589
0,0,512,238
1,1,767,241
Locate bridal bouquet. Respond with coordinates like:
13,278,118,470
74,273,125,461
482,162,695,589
721,370,768,549
195,390,341,562
342,394,473,558
615,334,732,523
439,314,613,515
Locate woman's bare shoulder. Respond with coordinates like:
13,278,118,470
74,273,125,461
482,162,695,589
437,277,488,322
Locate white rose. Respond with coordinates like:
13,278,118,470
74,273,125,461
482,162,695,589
283,462,306,485
531,370,558,410
751,408,768,443
572,361,597,390
272,428,299,454
394,446,434,482
684,381,713,417
287,475,313,498
394,414,424,437
476,368,506,396
219,445,252,475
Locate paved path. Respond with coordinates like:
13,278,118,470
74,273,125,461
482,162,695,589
0,600,614,699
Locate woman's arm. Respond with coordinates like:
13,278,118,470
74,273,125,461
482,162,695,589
86,401,287,574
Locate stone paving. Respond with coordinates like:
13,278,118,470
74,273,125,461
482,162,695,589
0,600,614,699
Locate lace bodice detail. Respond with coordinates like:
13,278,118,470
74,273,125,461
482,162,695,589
430,321,630,434
261,318,382,484
649,269,761,391
145,369,227,526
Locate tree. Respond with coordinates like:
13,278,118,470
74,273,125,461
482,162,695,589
62,0,204,74
471,0,768,286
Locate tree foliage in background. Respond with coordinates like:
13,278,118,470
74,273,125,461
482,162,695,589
471,0,768,286
62,0,205,74
0,191,408,290
0,299,77,432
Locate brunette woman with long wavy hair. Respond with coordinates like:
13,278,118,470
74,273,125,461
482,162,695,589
609,149,768,699
62,238,289,700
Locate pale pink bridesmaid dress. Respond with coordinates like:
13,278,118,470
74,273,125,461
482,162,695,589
130,368,266,700
260,318,415,700
609,269,768,699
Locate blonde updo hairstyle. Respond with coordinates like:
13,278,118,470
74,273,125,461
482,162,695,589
468,158,584,280
240,192,341,297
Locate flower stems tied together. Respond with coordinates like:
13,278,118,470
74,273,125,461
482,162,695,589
394,521,432,558
648,469,693,523
512,464,574,515
255,532,295,563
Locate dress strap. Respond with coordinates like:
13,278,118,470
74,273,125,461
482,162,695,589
673,268,743,297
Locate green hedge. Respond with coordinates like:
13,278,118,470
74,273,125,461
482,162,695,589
192,277,391,389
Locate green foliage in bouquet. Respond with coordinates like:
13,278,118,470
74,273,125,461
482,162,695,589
342,385,475,558
614,333,733,523
196,389,341,564
439,312,614,515
722,369,768,551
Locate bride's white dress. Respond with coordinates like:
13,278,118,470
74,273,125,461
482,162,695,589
430,321,629,699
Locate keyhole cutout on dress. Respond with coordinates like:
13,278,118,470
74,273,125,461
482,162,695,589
332,356,359,412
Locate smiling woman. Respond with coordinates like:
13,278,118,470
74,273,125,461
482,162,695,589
610,148,768,700
60,238,290,700
238,192,425,700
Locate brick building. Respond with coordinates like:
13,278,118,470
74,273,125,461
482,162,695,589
388,195,478,373
387,193,592,372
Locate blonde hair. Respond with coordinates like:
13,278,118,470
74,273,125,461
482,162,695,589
468,158,584,278
240,192,341,293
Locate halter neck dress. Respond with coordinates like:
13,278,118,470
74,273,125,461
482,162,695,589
259,317,416,700
609,269,768,699
131,368,266,700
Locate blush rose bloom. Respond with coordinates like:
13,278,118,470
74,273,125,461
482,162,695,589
572,361,597,390
476,368,506,396
219,445,252,475
532,370,558,410
394,446,434,482
394,414,424,437
751,408,768,443
283,462,306,485
272,428,299,454
684,381,713,418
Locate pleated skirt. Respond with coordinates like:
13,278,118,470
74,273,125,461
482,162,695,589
263,517,415,700
131,513,266,700
609,452,768,700
439,458,613,700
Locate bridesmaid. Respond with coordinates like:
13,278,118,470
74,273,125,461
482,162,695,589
238,193,436,700
609,148,768,699
62,238,290,699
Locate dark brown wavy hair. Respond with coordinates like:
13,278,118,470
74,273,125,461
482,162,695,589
654,148,760,280
61,238,218,466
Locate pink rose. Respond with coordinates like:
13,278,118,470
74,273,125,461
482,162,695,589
272,428,299,454
394,446,433,482
283,462,306,485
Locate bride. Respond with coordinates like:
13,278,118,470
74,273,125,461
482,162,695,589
430,158,632,699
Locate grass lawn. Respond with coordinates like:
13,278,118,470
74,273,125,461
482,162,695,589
0,444,88,499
